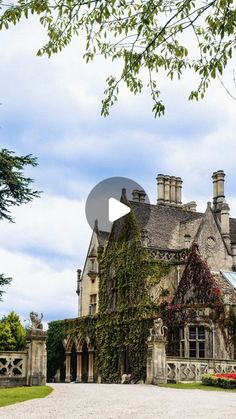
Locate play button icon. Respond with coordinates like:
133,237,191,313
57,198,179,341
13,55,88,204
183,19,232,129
85,176,150,232
108,197,130,222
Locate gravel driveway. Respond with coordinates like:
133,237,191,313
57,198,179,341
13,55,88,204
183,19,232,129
0,383,235,419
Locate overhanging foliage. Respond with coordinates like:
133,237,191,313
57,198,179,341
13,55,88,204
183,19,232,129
1,1,236,116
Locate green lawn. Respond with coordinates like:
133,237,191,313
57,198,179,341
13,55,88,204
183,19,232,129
0,386,53,407
160,382,236,392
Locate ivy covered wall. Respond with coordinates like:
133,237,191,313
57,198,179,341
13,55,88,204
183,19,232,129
47,206,170,382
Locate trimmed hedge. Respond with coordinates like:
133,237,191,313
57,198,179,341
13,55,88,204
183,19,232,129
202,373,236,389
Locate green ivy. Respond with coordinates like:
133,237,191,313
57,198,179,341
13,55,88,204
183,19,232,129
47,207,170,382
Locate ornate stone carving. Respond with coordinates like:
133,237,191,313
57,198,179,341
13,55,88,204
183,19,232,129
166,358,236,382
148,318,167,341
147,248,189,263
29,312,43,330
0,354,27,377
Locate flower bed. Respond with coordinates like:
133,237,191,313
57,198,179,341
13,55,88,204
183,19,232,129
214,373,236,380
202,373,236,389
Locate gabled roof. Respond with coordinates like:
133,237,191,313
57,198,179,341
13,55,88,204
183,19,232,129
172,243,222,305
130,201,202,248
128,201,236,250
213,271,236,305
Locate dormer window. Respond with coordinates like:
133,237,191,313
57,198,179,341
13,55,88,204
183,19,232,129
89,294,97,315
90,259,95,272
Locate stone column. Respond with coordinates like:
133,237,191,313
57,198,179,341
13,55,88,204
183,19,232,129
221,202,231,248
216,170,225,205
88,350,94,383
176,177,183,207
212,172,218,210
170,176,176,206
146,318,167,385
26,330,47,386
132,189,140,202
157,174,165,205
76,351,82,383
164,176,170,205
65,352,71,383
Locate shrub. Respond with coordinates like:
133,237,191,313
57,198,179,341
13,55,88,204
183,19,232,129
214,373,236,380
202,373,236,389
201,374,218,386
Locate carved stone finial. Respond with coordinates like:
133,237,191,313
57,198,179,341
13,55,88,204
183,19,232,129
148,317,167,341
29,312,43,330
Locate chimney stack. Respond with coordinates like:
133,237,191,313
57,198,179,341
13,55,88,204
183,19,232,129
132,189,146,203
157,174,183,207
212,170,225,211
221,201,230,248
183,201,197,212
157,174,165,205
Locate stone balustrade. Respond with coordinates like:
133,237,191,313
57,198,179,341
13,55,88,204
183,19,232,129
0,329,47,388
166,357,236,382
0,351,28,387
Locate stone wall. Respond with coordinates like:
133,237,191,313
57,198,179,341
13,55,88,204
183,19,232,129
0,330,47,388
0,351,28,388
146,336,236,384
167,357,236,382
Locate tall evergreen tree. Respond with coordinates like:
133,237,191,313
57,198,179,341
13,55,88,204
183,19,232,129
0,148,40,299
0,311,26,351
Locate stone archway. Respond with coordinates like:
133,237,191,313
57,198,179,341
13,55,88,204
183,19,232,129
64,335,95,383
64,335,76,383
71,343,77,382
81,340,89,382
77,337,95,383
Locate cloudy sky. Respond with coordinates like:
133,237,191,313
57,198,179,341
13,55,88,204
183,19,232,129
0,15,236,325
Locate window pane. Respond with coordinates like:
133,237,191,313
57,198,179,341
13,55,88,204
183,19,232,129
173,342,180,357
180,328,185,340
173,330,178,340
199,342,205,358
198,326,205,340
189,327,196,340
189,341,196,358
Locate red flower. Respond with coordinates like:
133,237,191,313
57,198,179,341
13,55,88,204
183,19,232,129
214,373,236,380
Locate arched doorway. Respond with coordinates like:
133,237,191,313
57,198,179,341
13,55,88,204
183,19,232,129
64,335,95,383
71,343,77,381
82,341,89,382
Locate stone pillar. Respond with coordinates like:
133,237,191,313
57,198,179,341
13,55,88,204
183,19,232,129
146,318,167,385
164,176,170,206
176,177,183,207
212,172,218,211
221,202,231,249
65,352,71,383
139,190,146,203
216,170,225,206
170,177,176,206
88,350,94,383
157,174,165,205
213,170,225,210
132,189,140,202
26,330,47,386
76,351,82,383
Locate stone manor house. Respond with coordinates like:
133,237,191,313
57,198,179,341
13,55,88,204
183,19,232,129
56,170,236,384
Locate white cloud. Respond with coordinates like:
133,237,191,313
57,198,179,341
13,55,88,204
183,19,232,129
0,248,77,323
0,194,91,261
0,9,236,326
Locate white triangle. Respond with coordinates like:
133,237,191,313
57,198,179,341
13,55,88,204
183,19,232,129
108,197,130,223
